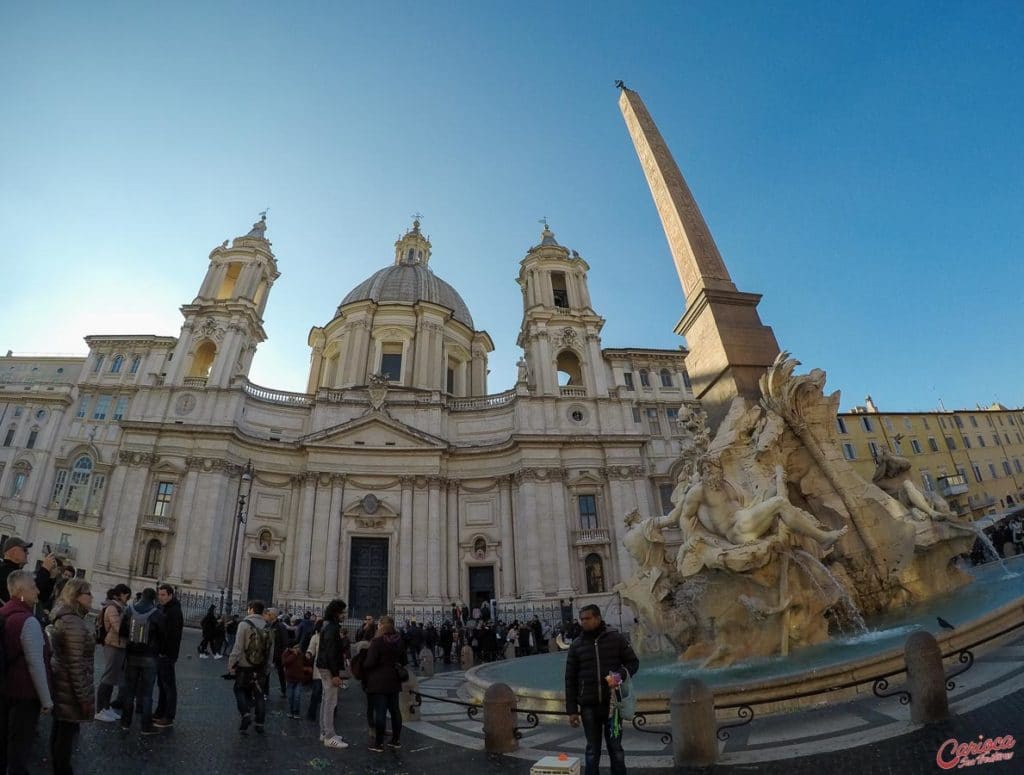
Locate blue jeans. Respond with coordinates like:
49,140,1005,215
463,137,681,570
371,692,402,745
233,668,266,724
121,656,158,731
155,656,177,721
286,681,302,716
580,703,626,775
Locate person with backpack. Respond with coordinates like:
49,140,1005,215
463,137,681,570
264,608,289,698
228,599,272,734
48,578,96,775
94,583,131,722
315,599,349,749
153,584,183,728
118,587,166,735
304,619,324,722
0,569,54,774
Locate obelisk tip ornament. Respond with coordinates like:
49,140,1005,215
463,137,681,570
618,86,780,428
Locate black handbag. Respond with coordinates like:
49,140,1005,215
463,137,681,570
395,662,410,682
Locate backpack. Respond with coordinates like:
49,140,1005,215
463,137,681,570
243,621,271,667
349,648,366,681
94,604,110,645
127,605,156,646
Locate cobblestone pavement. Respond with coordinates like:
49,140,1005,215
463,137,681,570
15,630,1024,774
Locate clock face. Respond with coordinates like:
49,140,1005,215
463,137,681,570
175,394,196,416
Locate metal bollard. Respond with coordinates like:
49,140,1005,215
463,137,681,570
420,647,435,677
461,644,475,670
483,682,518,753
399,673,419,719
671,678,718,767
905,631,949,724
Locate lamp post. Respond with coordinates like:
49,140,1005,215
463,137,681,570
224,460,253,616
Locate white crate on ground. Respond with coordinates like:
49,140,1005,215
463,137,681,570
531,754,581,775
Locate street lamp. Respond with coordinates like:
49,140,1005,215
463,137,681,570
224,460,254,615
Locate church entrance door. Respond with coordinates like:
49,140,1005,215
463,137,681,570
349,537,389,619
247,558,276,604
468,565,494,615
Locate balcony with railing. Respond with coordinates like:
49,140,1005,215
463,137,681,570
572,527,611,545
241,379,313,406
183,377,208,388
559,386,587,398
937,474,969,498
448,389,517,411
141,514,176,532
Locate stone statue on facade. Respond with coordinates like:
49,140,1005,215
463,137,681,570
872,444,953,520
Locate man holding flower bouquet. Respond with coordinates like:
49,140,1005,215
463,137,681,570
564,604,640,775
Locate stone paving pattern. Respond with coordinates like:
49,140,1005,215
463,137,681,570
14,630,1024,773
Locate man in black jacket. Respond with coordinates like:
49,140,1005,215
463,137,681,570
153,584,183,728
0,537,57,604
119,587,167,734
564,604,640,775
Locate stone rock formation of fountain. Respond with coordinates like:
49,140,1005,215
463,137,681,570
616,352,976,667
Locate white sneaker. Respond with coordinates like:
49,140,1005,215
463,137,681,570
213,654,223,660
95,708,120,722
324,736,348,749
199,654,209,659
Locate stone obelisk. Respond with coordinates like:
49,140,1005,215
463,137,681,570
618,85,779,429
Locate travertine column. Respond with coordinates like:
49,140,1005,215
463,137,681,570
536,332,555,395
309,476,331,594
324,475,344,595
412,483,428,597
95,462,129,569
606,475,637,583
167,465,200,583
426,478,442,601
111,465,149,574
446,482,459,601
397,477,413,600
498,476,517,597
618,86,779,428
548,477,574,595
291,474,317,592
517,474,543,599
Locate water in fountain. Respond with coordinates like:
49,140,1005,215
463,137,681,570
791,549,868,634
968,523,1017,578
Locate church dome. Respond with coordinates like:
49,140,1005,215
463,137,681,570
338,219,475,329
339,262,474,329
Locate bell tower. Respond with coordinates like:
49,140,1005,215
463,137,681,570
165,214,280,388
516,224,608,397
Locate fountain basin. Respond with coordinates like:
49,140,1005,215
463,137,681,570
466,558,1024,716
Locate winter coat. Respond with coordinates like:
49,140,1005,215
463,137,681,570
0,559,55,605
362,632,407,695
49,602,96,722
201,611,218,640
228,615,271,672
0,598,53,705
281,646,309,684
101,599,127,648
160,597,184,660
315,620,345,677
120,600,167,659
564,624,639,714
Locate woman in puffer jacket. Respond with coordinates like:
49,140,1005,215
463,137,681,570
49,578,96,775
362,615,407,752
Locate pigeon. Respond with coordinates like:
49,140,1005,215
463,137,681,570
937,616,956,630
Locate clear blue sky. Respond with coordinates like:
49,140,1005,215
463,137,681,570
2,2,1021,412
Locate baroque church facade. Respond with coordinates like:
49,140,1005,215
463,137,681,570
0,216,692,620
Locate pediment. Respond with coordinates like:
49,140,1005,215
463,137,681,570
302,412,447,450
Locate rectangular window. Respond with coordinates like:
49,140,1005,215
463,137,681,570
964,436,972,449
1018,433,1023,444
910,439,922,454
13,406,22,417
988,463,998,479
153,481,175,517
868,441,881,459
883,417,894,431
26,430,37,449
892,437,903,454
11,473,27,497
659,484,675,514
972,464,983,482
112,396,129,421
921,472,935,492
922,417,930,429
928,437,939,452
977,435,985,447
993,433,1001,446
639,370,651,388
75,396,89,419
646,407,660,434
89,474,106,513
446,367,455,395
1004,434,1011,445
631,407,641,423
623,372,634,390
861,417,873,432
92,355,103,373
939,417,947,429
51,469,67,504
2,429,13,447
1003,461,1012,476
842,442,856,460
551,272,569,308
577,494,598,530
666,407,679,424
836,417,848,434
945,436,957,450
681,370,692,390
1015,459,1023,474
954,416,964,428
92,394,112,420
380,343,402,382
969,415,978,428
903,417,913,431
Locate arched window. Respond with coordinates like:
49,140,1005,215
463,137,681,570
585,554,605,594
188,341,217,379
51,454,105,522
110,355,124,374
556,351,583,387
129,355,141,374
216,262,242,299
639,369,651,388
9,462,30,498
659,368,673,388
143,539,162,578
